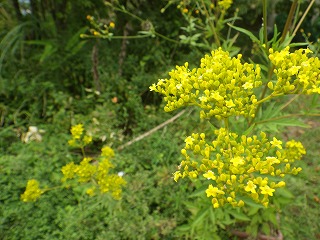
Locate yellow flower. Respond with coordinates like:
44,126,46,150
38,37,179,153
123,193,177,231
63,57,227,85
230,156,244,167
270,137,282,149
218,0,233,10
61,162,77,181
70,124,84,139
226,99,236,108
245,181,257,193
203,170,216,180
206,184,225,197
75,157,97,183
109,21,115,28
83,135,92,145
260,185,275,196
21,179,44,202
86,188,95,196
173,171,182,182
242,82,253,89
101,146,115,158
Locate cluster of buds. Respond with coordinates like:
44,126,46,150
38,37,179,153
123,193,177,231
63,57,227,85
268,47,320,95
21,125,126,202
173,129,305,207
61,146,126,200
150,46,315,208
150,48,262,120
68,124,92,148
21,179,44,202
80,15,115,38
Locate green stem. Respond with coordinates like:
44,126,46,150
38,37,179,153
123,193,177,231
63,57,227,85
97,4,180,44
201,0,220,47
255,92,282,105
227,9,239,41
254,113,320,125
81,146,86,157
104,35,150,39
224,118,233,158
280,94,300,110
248,92,282,126
224,118,229,131
262,0,268,49
154,32,180,44
114,6,145,22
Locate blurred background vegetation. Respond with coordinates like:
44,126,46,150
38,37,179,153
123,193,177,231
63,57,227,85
0,0,319,239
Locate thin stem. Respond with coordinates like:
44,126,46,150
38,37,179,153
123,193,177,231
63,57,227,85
154,32,180,44
280,94,300,110
254,113,320,125
201,0,221,47
262,0,268,49
81,146,86,157
292,0,316,37
227,9,239,40
248,92,282,126
224,118,233,158
280,0,298,43
224,118,229,131
83,33,180,43
255,92,282,105
114,6,144,22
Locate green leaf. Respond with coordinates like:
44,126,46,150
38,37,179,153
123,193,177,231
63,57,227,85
227,23,260,43
275,187,294,199
247,206,260,216
191,208,209,227
226,209,251,221
264,117,310,128
65,27,88,52
243,123,256,136
261,222,271,235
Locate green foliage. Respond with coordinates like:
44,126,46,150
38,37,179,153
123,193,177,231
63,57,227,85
1,0,320,239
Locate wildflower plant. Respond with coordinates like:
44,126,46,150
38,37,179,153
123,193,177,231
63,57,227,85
150,41,319,208
21,124,126,202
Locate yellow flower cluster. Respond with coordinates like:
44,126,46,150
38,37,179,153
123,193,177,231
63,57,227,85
150,48,262,120
218,0,233,11
68,124,92,147
268,47,320,95
173,129,305,207
21,179,44,202
61,146,126,200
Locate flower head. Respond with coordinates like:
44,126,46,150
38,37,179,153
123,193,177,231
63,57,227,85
150,48,262,120
21,179,44,202
173,129,304,208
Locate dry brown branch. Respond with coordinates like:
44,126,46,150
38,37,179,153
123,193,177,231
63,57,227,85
117,109,187,151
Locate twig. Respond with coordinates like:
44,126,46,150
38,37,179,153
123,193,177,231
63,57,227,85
117,109,187,151
280,0,298,43
92,44,100,92
292,0,315,37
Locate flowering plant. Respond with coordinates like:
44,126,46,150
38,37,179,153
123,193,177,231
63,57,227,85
21,124,126,202
150,45,319,209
